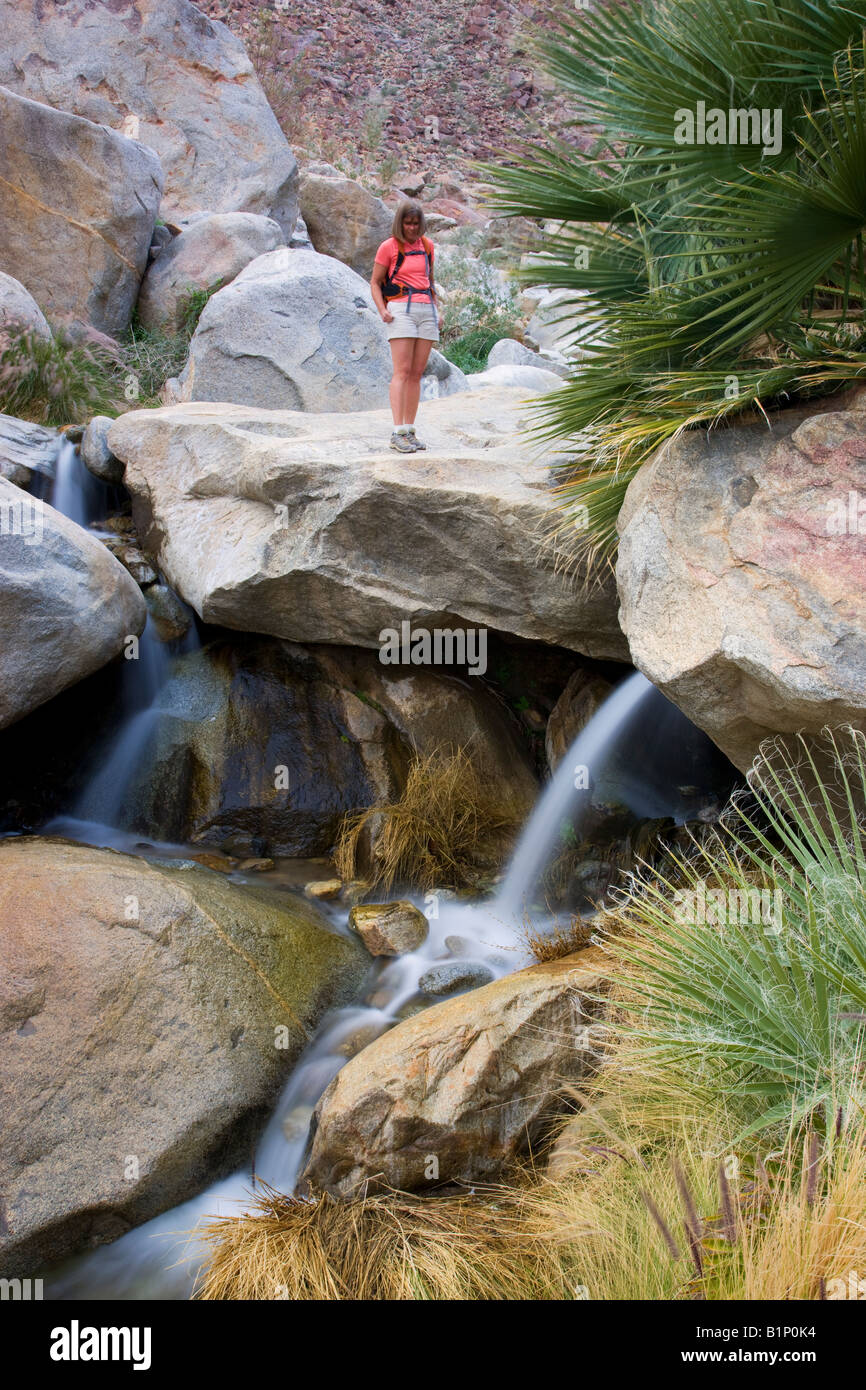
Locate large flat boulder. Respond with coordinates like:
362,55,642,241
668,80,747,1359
137,212,285,332
0,0,299,238
302,949,608,1197
0,479,147,729
168,248,393,411
616,399,866,770
0,86,163,335
98,638,538,856
0,837,369,1274
299,166,393,278
108,391,627,658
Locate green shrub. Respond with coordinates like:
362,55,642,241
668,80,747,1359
176,280,224,339
442,326,502,374
115,317,191,409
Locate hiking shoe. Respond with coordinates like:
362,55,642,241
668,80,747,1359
389,430,417,453
406,428,427,450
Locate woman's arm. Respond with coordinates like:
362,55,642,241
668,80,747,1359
371,263,393,321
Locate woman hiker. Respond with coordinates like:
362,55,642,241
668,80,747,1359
371,199,443,453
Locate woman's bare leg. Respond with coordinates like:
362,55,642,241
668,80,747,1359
389,337,415,424
404,338,434,424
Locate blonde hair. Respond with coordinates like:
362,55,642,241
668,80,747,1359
391,198,427,242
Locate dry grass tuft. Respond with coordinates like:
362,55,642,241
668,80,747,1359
195,1182,570,1302
523,912,597,963
334,746,525,894
195,1105,866,1300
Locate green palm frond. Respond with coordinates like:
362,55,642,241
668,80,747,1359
483,1,866,569
603,726,866,1140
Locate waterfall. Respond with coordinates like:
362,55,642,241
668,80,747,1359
49,438,113,528
42,446,199,842
496,670,653,920
46,665,683,1302
42,606,201,848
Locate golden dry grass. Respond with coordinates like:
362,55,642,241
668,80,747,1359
195,1063,866,1301
522,912,597,963
334,746,525,894
195,1183,571,1301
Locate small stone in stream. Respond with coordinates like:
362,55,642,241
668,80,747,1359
101,514,135,536
113,543,158,588
237,857,275,873
145,583,191,643
335,1020,391,1058
349,900,428,956
304,878,343,900
62,424,84,443
519,706,546,732
443,933,475,957
417,961,495,996
190,851,237,873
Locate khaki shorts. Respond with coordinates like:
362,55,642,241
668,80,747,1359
385,296,440,341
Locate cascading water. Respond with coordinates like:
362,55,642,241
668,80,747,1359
46,611,199,847
46,668,696,1302
49,437,114,528
497,670,653,921
37,443,202,844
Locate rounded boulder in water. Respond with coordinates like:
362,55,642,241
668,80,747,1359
418,961,494,996
349,901,428,957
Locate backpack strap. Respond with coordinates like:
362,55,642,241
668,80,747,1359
400,237,435,311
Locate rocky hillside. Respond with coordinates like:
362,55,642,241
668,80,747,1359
199,0,581,186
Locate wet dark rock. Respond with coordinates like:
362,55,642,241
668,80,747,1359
417,960,494,995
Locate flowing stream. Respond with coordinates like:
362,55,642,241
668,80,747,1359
45,667,690,1300
32,449,723,1300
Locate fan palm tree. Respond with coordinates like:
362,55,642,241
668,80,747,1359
486,0,866,568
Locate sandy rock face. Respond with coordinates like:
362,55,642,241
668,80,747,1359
0,479,147,729
137,212,285,332
168,248,393,411
0,838,369,1275
302,950,608,1197
0,0,299,237
0,86,163,335
616,401,866,770
108,391,627,659
299,167,393,278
